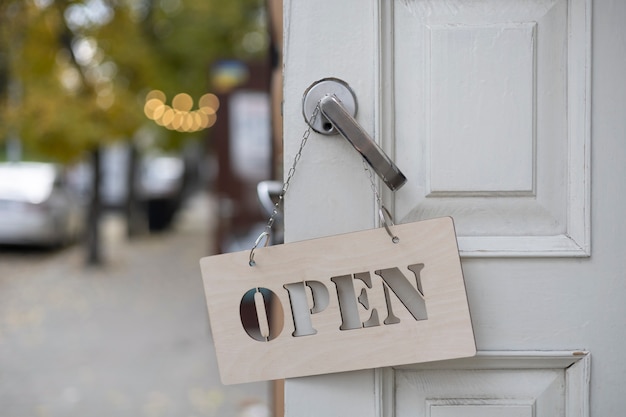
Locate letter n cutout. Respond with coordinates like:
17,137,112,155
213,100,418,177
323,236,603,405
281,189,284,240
375,263,427,321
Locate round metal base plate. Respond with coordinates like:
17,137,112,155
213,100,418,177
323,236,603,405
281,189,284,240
302,78,357,135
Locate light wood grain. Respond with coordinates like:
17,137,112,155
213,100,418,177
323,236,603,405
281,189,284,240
200,217,475,385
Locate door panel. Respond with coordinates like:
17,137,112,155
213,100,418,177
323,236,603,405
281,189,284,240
426,23,537,195
393,0,590,257
392,352,589,417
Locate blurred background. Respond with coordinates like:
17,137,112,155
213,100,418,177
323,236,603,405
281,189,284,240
0,0,285,416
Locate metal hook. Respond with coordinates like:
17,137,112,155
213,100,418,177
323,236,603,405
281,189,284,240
379,206,399,243
249,231,271,267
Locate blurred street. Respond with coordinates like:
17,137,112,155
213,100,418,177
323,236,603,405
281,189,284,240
0,192,270,417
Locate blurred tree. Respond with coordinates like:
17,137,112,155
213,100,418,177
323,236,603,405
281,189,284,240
0,0,266,159
0,0,267,263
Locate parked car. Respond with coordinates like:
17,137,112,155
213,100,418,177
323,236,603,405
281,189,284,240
0,162,85,247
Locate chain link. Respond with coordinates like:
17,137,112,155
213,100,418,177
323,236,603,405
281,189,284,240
362,156,400,244
249,103,321,266
362,158,382,207
266,103,320,232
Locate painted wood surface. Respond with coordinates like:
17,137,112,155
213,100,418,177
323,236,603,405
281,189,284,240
200,217,475,384
283,0,626,415
393,0,590,257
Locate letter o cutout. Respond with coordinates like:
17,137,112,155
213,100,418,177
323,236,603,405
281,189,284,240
240,288,284,342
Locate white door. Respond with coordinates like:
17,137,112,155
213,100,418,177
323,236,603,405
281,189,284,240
282,0,626,415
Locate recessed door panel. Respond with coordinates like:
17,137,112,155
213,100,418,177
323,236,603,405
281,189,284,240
393,352,589,417
392,0,590,257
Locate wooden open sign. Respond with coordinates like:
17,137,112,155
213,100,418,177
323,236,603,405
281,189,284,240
199,217,475,385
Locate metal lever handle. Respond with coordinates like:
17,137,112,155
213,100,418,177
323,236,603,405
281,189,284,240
302,78,407,191
319,95,407,191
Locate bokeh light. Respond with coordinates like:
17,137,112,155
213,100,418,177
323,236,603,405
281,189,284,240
146,89,166,102
199,93,220,112
172,93,193,112
143,90,220,132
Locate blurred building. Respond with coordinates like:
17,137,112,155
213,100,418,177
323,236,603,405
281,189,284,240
210,58,277,254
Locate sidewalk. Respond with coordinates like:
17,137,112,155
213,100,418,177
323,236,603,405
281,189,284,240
0,192,270,417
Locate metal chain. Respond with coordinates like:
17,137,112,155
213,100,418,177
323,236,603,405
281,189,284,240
266,103,320,232
362,157,400,244
362,158,382,206
249,103,321,266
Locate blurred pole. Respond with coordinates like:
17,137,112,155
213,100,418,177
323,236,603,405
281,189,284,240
5,77,22,162
125,142,143,238
6,134,21,162
86,146,102,266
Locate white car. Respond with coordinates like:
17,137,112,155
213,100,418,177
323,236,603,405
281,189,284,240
0,162,85,247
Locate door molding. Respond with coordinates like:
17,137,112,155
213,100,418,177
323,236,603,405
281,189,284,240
383,0,591,258
375,350,590,417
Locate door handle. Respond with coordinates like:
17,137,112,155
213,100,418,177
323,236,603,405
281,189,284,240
302,78,407,191
319,95,407,191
